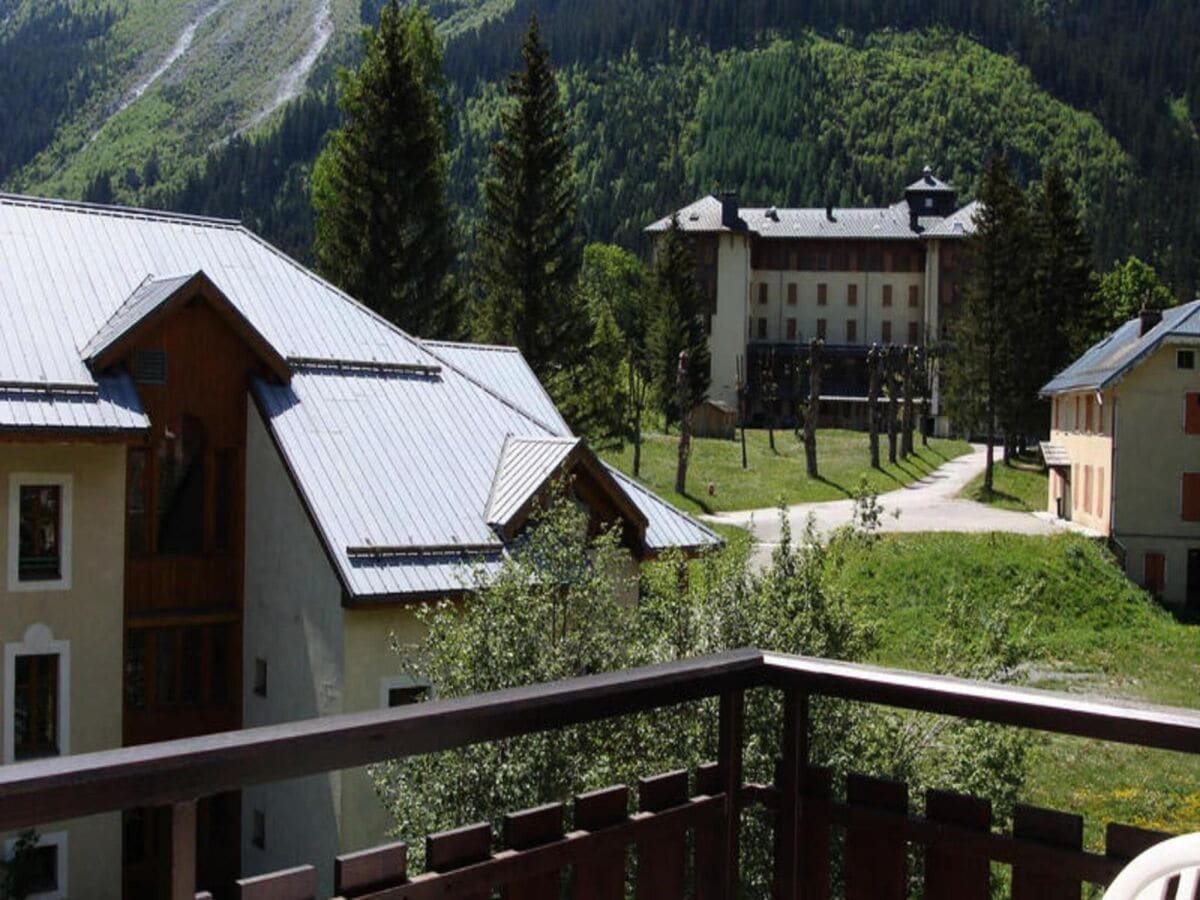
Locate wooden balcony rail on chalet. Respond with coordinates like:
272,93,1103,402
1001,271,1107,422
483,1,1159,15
3,648,1200,899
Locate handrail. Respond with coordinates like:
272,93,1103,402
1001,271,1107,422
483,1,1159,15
2,647,1200,833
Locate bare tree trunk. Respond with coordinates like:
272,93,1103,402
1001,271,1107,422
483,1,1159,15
985,410,996,493
630,365,644,477
805,339,822,478
675,350,692,495
867,344,882,469
886,348,899,465
901,346,915,459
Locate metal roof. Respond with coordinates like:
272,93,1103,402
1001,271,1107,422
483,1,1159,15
646,196,971,240
486,436,581,529
1040,442,1071,469
603,464,723,552
422,340,571,435
906,168,955,193
923,201,980,238
1041,301,1200,395
0,375,147,432
80,273,196,362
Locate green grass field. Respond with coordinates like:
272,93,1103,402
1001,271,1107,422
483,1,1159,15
830,532,1200,846
600,429,971,515
961,454,1050,513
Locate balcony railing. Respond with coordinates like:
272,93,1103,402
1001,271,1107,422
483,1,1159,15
2,648,1199,899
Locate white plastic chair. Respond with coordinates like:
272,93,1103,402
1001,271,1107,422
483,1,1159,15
1103,833,1200,900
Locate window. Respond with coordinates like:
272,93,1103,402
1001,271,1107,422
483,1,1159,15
881,321,892,343
1187,394,1200,435
157,416,207,555
1095,468,1105,518
817,283,827,306
847,284,858,307
214,450,236,553
1145,552,1166,594
1074,397,1081,431
816,318,827,340
757,318,768,340
1179,350,1196,370
6,831,67,900
1184,473,1200,521
757,283,768,304
4,624,68,764
786,318,797,340
8,475,72,592
127,449,149,556
254,658,268,697
380,675,434,708
882,285,893,307
846,319,858,343
787,283,797,305
1085,396,1095,433
908,321,920,345
1083,465,1092,512
908,285,919,308
125,625,233,711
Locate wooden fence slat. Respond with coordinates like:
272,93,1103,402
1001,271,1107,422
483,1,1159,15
426,822,492,900
1106,823,1172,862
923,789,992,900
502,802,565,900
635,770,690,900
335,840,407,896
844,773,908,900
801,766,833,900
695,762,722,900
1011,804,1083,900
236,865,316,900
573,785,629,900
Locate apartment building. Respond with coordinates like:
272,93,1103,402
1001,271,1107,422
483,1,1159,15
647,168,976,432
0,194,718,897
1042,302,1200,608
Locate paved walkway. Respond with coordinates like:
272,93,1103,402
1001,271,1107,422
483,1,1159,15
705,445,1100,550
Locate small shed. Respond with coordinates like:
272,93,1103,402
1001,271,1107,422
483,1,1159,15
692,399,738,439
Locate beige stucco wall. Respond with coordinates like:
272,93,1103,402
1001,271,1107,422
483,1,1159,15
1110,344,1200,606
0,441,125,899
1047,389,1115,535
709,233,751,406
241,407,346,893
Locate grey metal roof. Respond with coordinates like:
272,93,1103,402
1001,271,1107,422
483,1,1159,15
646,196,969,240
603,464,723,552
924,201,980,238
80,273,196,361
906,169,955,193
1040,442,1071,468
486,435,581,529
1041,301,1200,395
422,340,571,435
0,375,147,432
0,193,439,399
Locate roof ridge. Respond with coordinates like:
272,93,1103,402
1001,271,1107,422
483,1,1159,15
421,339,521,353
0,192,241,228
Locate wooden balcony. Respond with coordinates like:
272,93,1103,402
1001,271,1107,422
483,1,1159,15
3,648,1200,899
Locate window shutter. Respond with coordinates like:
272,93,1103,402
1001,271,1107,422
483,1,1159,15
1183,473,1200,521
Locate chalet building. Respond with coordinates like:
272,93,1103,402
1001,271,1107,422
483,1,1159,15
1041,302,1200,609
0,193,718,897
646,167,977,433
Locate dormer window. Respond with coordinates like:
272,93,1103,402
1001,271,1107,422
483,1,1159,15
925,197,934,209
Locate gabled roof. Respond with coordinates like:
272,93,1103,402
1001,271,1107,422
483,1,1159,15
1041,301,1200,395
81,270,292,383
486,436,582,531
906,169,955,193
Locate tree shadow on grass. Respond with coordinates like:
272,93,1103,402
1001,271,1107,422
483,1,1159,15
680,491,714,515
971,487,1027,510
812,475,855,499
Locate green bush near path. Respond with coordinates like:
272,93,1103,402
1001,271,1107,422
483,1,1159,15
829,531,1200,845
600,429,971,515
961,455,1049,513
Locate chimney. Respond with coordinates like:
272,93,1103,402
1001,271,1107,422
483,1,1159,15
1140,301,1162,336
721,191,739,228
825,203,834,221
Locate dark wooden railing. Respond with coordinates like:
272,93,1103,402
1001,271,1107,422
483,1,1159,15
2,648,1200,899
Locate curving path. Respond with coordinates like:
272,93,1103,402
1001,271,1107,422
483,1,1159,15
705,444,1099,549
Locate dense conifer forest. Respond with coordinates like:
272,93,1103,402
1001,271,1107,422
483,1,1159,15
2,0,1197,294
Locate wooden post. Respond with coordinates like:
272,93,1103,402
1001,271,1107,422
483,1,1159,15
717,689,745,899
774,689,809,900
171,800,197,900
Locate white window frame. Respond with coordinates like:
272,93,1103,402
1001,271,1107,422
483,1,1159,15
7,474,73,593
5,829,67,900
4,623,70,763
379,674,434,709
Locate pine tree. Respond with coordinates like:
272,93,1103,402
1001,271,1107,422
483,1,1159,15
475,15,586,379
312,1,459,338
1031,164,1095,361
945,154,1031,491
648,215,711,426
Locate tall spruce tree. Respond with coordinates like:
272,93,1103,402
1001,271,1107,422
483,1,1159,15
312,1,459,337
945,154,1030,490
648,215,711,426
475,15,586,379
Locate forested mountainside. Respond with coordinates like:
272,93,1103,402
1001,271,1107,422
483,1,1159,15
2,0,1197,295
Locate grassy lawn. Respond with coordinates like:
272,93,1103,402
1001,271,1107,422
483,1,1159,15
600,429,971,515
960,453,1050,513
829,532,1200,846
